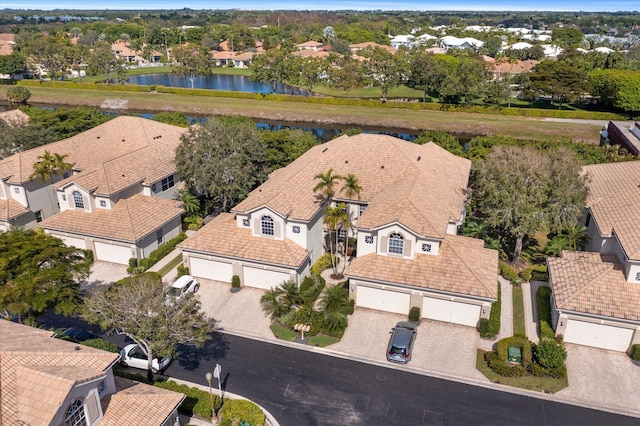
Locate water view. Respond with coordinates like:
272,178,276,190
127,73,310,96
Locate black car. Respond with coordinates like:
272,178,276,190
386,321,418,364
55,327,101,343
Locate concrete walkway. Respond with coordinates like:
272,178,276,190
521,281,539,344
478,276,512,351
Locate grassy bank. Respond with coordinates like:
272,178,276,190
0,84,606,144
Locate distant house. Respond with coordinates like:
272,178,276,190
179,134,498,326
295,40,324,51
111,41,163,65
602,121,640,156
211,50,258,68
349,42,396,55
547,161,640,352
0,320,184,426
389,35,414,49
438,36,484,51
1,116,186,265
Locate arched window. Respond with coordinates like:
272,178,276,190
388,232,404,255
72,190,84,209
64,400,87,426
261,215,274,236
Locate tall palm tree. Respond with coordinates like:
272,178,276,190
545,235,570,257
339,173,362,262
324,202,350,278
313,168,342,202
560,225,589,251
462,220,490,239
259,287,286,319
319,283,350,313
30,150,72,185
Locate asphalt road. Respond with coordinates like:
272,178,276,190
38,312,638,426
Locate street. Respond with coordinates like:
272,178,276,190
38,311,639,426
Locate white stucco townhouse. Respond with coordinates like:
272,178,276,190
547,161,640,353
179,134,498,326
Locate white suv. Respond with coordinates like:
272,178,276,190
167,275,200,300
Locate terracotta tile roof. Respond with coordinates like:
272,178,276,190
39,194,184,243
0,321,119,426
347,234,498,300
100,377,185,426
548,251,640,321
0,116,186,196
0,108,29,124
234,135,470,239
583,161,640,260
179,212,309,268
0,198,31,220
291,50,331,58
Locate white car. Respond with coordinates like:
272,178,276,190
119,344,172,374
167,275,200,300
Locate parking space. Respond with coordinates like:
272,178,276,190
556,344,640,413
81,261,129,292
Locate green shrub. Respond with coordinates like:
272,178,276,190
115,271,162,286
6,85,31,104
496,335,532,368
534,338,567,370
154,380,221,418
540,320,555,340
219,399,266,426
138,233,187,271
128,257,138,269
81,338,119,353
632,344,640,361
519,268,532,282
290,306,324,336
481,281,501,338
485,351,527,377
322,311,348,337
300,275,325,306
130,266,146,274
231,275,241,288
176,264,190,278
499,261,520,284
548,364,567,379
409,306,421,322
537,286,553,326
310,253,336,276
529,264,549,282
477,318,490,335
528,362,549,377
113,368,154,384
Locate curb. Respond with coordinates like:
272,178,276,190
217,327,640,420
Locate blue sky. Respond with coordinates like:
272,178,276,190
2,0,638,12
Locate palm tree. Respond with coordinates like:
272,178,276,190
545,235,571,257
339,172,362,259
177,189,201,216
313,168,342,202
30,150,73,212
462,220,490,239
560,225,589,251
259,287,286,319
279,280,303,307
324,202,350,278
319,283,350,313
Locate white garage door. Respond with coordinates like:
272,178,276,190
189,257,233,283
243,267,291,290
58,235,86,250
356,286,410,315
94,241,131,265
422,297,481,327
564,319,633,352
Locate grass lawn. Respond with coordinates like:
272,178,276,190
308,334,340,347
476,350,569,393
270,324,298,341
157,254,183,277
512,286,526,336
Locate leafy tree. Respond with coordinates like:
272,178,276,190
83,273,213,380
414,130,465,156
472,146,588,263
552,27,584,49
0,52,26,80
171,44,212,89
176,116,267,213
362,47,409,102
0,116,57,158
22,35,67,79
152,111,191,127
0,229,92,323
249,48,296,93
529,60,589,108
484,79,510,106
328,59,366,95
6,86,31,105
293,56,328,93
87,41,123,83
21,106,112,139
590,69,640,116
261,128,319,172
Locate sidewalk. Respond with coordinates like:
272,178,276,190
478,276,512,351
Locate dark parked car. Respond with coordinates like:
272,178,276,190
55,327,101,343
386,321,417,364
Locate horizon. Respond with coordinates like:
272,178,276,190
1,1,639,13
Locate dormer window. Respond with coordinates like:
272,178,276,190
64,399,87,426
100,200,107,208
261,215,274,236
72,190,84,209
242,218,250,227
636,272,640,281
359,205,366,216
422,243,432,253
388,233,404,255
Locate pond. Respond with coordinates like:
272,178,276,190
127,73,310,96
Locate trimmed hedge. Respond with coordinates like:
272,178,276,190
310,253,336,276
81,338,119,353
219,399,266,426
536,285,555,340
231,275,241,288
496,335,532,368
499,261,520,284
480,281,501,339
290,306,324,336
485,351,527,377
631,344,640,361
176,264,190,278
154,380,222,418
138,233,187,270
529,265,549,282
299,274,325,306
409,306,421,322
540,320,555,340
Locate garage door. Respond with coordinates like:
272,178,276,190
243,267,290,290
189,257,233,283
58,235,86,250
94,241,132,265
422,297,481,327
356,286,410,315
564,319,633,352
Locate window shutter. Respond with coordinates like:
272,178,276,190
254,219,260,235
85,393,100,422
274,222,282,238
404,240,412,256
83,196,90,211
380,236,388,254
68,195,74,209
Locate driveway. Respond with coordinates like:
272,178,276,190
556,344,640,415
81,261,129,292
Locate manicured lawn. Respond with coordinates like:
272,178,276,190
270,324,298,341
512,286,526,336
476,350,568,393
157,254,183,277
308,334,340,347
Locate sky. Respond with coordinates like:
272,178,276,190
1,0,638,12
